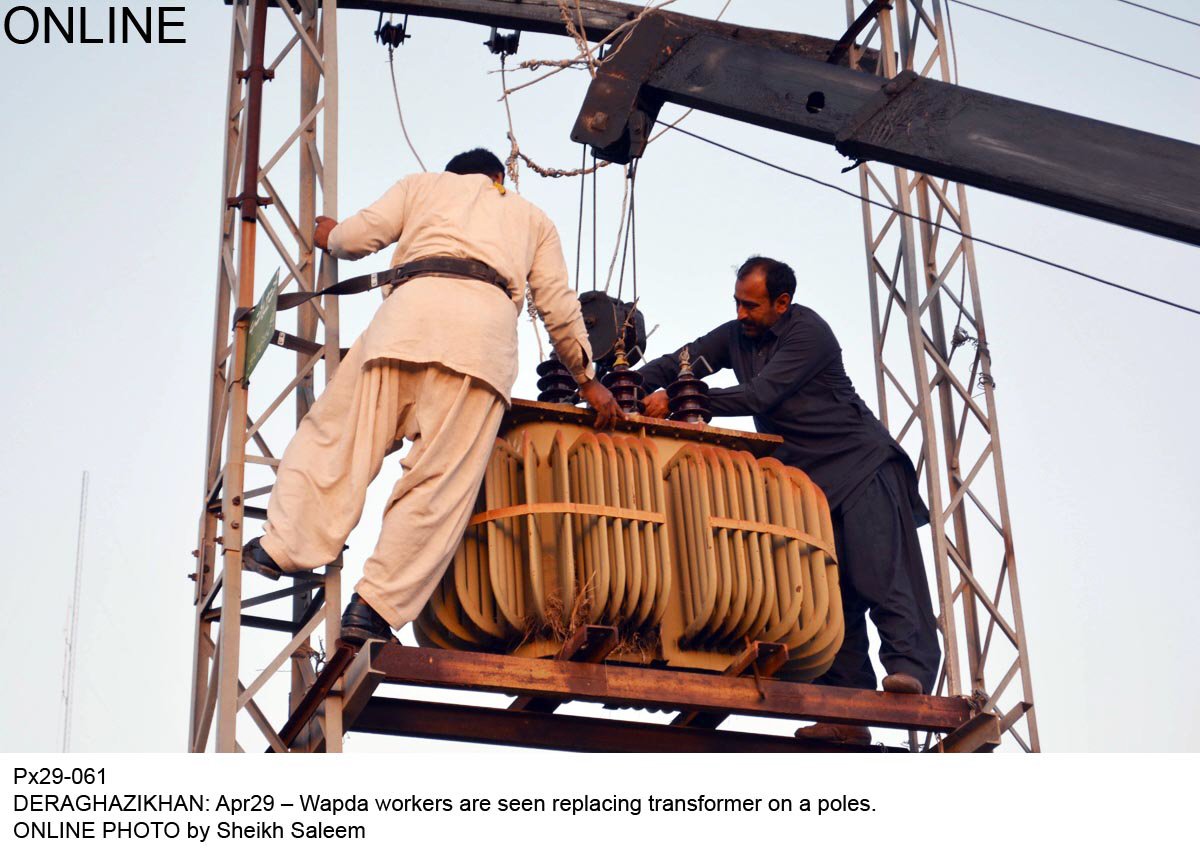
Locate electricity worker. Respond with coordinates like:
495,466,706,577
241,148,623,643
639,256,939,747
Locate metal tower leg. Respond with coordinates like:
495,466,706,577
844,0,1039,751
189,0,342,753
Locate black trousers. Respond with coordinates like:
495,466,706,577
814,459,941,693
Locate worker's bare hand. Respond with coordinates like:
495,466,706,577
643,389,670,419
314,216,338,251
578,379,625,430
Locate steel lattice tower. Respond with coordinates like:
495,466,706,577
844,0,1038,750
189,0,1037,752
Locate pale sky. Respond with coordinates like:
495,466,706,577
2,0,1197,752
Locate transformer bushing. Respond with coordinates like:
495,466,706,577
535,352,579,404
668,347,712,423
600,341,645,414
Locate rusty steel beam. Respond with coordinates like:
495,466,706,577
351,696,903,752
671,641,788,729
933,712,1002,753
509,625,619,713
367,644,972,731
267,640,359,752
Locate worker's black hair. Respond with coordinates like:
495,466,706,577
737,256,797,302
445,148,505,179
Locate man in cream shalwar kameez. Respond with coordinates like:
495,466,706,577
246,149,619,641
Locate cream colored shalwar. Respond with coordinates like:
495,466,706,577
260,171,593,628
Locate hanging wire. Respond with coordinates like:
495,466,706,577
630,165,639,303
383,15,427,171
602,166,634,293
664,124,1200,318
949,1,1200,81
574,144,587,291
591,152,598,291
1111,0,1200,28
616,161,640,301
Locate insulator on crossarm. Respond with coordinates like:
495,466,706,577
600,339,645,415
536,352,579,404
668,346,712,424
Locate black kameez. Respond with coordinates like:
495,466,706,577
641,304,940,691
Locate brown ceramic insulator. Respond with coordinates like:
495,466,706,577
535,355,580,404
668,383,712,423
601,364,646,414
667,348,712,423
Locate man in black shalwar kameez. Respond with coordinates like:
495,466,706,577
640,256,940,746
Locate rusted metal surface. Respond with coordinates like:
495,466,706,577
933,712,1002,753
191,0,346,754
503,399,782,455
368,643,972,732
268,640,358,753
509,625,619,713
671,641,788,729
352,696,902,752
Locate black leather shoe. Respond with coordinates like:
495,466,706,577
882,672,924,695
341,593,392,645
242,537,283,581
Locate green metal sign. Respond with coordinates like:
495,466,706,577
244,268,280,381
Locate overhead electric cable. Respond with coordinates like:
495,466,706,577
1112,0,1200,29
666,124,1200,317
949,1,1200,81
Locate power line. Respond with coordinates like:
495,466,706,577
950,1,1200,82
1112,1,1200,29
665,124,1200,318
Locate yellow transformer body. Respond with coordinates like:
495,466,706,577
415,400,843,681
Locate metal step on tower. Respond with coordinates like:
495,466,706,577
188,0,1036,753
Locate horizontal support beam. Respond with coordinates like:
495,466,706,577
306,0,875,69
352,696,902,752
510,624,618,713
579,23,1200,244
366,644,972,732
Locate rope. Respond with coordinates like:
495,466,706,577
385,39,426,170
500,1,678,97
665,124,1200,318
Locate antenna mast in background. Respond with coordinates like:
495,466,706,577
61,470,89,752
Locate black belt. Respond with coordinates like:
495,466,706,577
276,256,510,311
